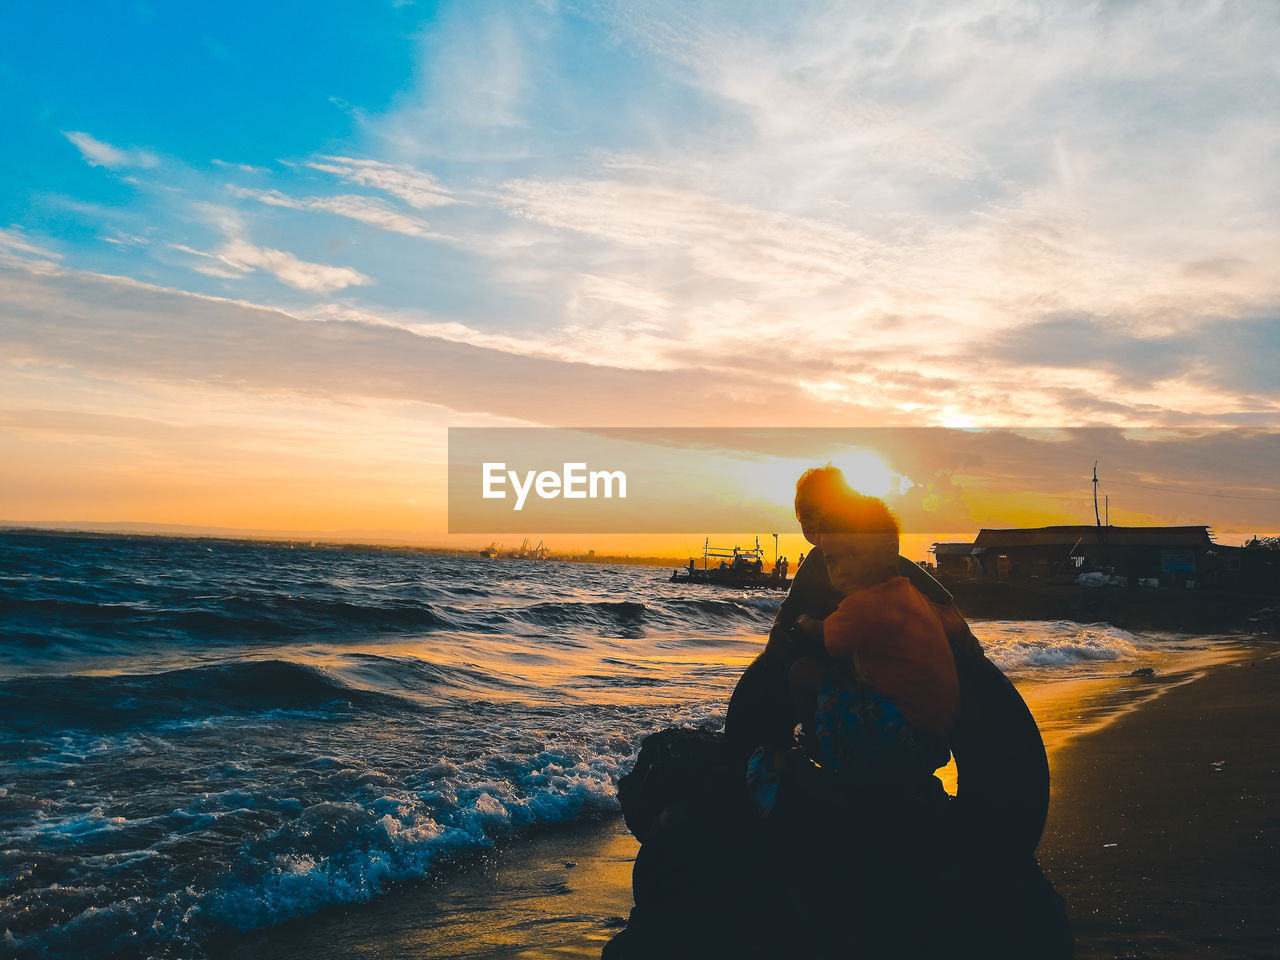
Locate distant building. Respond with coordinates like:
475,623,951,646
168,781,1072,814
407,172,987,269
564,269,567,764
931,542,979,578
1208,540,1280,593
930,526,1280,593
934,525,1218,587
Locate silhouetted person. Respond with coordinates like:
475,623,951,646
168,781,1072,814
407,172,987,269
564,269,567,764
720,465,1070,959
610,467,1069,960
725,467,956,766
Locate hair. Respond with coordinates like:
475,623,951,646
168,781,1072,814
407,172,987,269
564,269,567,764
794,464,853,514
823,493,900,536
795,465,899,536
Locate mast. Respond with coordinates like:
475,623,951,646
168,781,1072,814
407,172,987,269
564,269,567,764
1093,462,1110,558
1092,461,1101,528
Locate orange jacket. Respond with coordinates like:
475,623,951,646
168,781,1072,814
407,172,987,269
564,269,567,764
823,576,960,737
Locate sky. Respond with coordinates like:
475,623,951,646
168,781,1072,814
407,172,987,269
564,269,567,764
1,0,1278,553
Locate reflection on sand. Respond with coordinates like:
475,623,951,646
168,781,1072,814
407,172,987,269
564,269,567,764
1018,642,1249,774
922,640,1243,797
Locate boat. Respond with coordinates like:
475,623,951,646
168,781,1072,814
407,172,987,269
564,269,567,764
507,538,551,560
669,536,792,590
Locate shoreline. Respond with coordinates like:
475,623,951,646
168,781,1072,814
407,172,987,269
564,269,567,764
1038,638,1280,958
222,816,638,960
223,638,1275,960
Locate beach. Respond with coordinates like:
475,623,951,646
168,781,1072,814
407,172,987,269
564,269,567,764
1039,642,1280,959
227,640,1280,960
4,532,1276,960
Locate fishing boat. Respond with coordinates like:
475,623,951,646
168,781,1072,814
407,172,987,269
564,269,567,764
669,536,792,590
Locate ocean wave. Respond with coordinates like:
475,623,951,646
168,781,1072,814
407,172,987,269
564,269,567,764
510,599,650,628
0,703,669,960
0,660,408,733
976,620,1143,671
335,652,532,696
203,748,625,931
0,589,453,661
660,595,777,619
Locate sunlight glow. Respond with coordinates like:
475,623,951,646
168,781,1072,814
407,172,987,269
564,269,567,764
737,447,909,510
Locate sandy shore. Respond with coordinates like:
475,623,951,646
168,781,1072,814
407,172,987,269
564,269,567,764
1038,642,1280,958
224,817,637,960
226,640,1279,959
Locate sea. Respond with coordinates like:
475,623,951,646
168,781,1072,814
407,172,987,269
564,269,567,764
0,531,1224,959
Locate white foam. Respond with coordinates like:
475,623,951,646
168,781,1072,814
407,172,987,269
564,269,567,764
974,620,1149,672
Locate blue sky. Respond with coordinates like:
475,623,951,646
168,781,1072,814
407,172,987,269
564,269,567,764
1,0,1278,538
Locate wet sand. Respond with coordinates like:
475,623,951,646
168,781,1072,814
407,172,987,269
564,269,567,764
225,817,636,960
1038,642,1280,958
227,640,1278,959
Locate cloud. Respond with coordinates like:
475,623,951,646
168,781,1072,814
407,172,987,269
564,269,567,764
63,131,159,169
211,159,271,175
376,0,1268,420
167,244,245,280
992,314,1280,398
231,188,439,238
0,228,62,263
170,206,372,292
306,156,455,209
501,177,879,293
218,240,372,292
3,259,1274,535
0,262,903,428
28,1,1280,433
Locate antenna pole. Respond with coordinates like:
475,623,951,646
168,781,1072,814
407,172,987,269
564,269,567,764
1093,462,1101,528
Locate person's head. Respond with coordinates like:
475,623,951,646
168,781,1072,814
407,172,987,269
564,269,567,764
819,494,900,594
794,464,856,546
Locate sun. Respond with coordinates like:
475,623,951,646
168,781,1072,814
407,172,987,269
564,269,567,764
824,448,904,499
736,447,908,509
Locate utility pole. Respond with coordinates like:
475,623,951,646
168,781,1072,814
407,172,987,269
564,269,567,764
1092,462,1101,528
